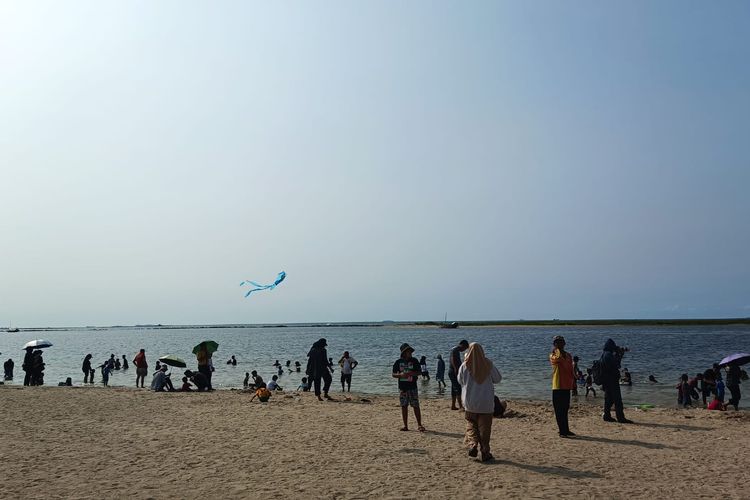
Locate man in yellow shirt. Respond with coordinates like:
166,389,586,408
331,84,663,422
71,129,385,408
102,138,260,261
549,335,576,437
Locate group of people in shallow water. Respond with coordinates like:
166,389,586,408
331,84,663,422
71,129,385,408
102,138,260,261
675,363,747,411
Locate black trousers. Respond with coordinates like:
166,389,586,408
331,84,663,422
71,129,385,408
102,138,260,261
313,370,332,396
727,384,741,410
603,383,626,420
198,365,213,390
552,389,571,434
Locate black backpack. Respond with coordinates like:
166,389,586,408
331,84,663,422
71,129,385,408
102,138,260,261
591,358,604,386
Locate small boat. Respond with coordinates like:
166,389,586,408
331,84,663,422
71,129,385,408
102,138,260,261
438,313,459,329
7,322,19,333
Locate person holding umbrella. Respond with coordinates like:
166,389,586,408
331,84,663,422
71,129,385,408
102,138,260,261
194,341,218,391
719,353,749,411
306,338,333,401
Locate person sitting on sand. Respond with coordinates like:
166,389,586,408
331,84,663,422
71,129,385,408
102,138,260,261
251,370,264,388
298,377,310,392
185,370,209,392
250,383,271,402
181,376,193,391
435,354,446,390
267,375,282,391
707,395,727,411
493,396,507,418
392,343,425,432
151,365,167,391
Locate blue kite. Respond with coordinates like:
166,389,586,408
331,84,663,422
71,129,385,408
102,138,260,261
240,271,286,297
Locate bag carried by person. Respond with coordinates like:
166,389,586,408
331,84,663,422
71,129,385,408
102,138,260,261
591,359,604,386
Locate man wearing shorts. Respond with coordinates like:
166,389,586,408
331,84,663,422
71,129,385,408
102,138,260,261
133,349,148,388
449,340,469,410
392,343,425,432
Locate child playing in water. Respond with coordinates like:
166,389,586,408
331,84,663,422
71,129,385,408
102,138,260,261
298,377,310,392
419,356,430,381
585,370,596,397
677,374,691,407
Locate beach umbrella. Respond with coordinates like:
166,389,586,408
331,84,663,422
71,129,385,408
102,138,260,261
718,353,750,367
159,355,187,368
22,339,53,349
192,341,219,355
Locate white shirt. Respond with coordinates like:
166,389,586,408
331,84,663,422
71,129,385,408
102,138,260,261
267,380,279,390
340,357,357,375
457,362,502,414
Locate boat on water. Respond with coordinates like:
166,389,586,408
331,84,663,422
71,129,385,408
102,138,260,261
438,313,459,329
7,322,19,333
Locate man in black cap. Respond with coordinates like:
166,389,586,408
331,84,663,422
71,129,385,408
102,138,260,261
449,340,470,410
392,343,425,432
307,338,333,401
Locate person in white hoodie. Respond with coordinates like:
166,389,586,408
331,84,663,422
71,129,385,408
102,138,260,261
457,342,502,462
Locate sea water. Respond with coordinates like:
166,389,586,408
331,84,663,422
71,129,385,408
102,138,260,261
2,325,748,407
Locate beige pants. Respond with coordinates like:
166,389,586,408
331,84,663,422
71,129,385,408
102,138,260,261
464,411,493,454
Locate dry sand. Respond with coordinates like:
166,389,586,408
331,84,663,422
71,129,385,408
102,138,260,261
1,386,747,499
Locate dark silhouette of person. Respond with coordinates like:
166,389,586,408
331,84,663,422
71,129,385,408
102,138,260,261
82,354,93,383
600,339,633,423
22,347,34,386
4,358,14,380
122,355,129,370
31,350,45,386
307,338,333,401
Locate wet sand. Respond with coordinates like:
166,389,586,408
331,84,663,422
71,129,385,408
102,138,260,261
1,386,747,499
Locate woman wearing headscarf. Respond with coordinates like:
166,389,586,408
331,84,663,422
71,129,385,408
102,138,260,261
306,338,333,401
457,342,502,462
550,335,576,437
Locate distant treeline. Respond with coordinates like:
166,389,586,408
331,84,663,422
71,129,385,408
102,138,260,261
14,317,750,332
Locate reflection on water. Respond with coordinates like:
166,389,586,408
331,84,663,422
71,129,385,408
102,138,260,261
1,325,748,407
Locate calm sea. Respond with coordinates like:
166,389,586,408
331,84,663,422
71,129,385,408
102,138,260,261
2,325,748,407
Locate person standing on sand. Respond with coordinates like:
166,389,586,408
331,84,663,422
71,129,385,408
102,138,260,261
338,351,358,392
600,339,633,424
457,343,501,462
725,363,742,411
392,343,425,432
82,354,93,384
133,349,148,388
449,340,469,410
435,354,446,390
196,343,214,391
549,336,576,437
22,347,34,386
307,338,333,401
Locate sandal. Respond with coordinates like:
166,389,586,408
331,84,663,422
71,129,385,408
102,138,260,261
417,425,426,432
399,427,409,431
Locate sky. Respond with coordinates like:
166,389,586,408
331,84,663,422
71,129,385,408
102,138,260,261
1,1,749,326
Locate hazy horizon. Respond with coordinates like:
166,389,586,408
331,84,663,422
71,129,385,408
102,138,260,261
2,1,749,327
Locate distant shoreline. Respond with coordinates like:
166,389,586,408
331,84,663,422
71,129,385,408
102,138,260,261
13,317,750,332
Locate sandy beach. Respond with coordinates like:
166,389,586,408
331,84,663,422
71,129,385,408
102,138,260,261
1,386,747,499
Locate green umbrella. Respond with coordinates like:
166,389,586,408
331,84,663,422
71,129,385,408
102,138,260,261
192,340,219,355
158,355,187,368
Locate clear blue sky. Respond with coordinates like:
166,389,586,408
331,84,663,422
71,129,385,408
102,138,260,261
1,1,748,326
